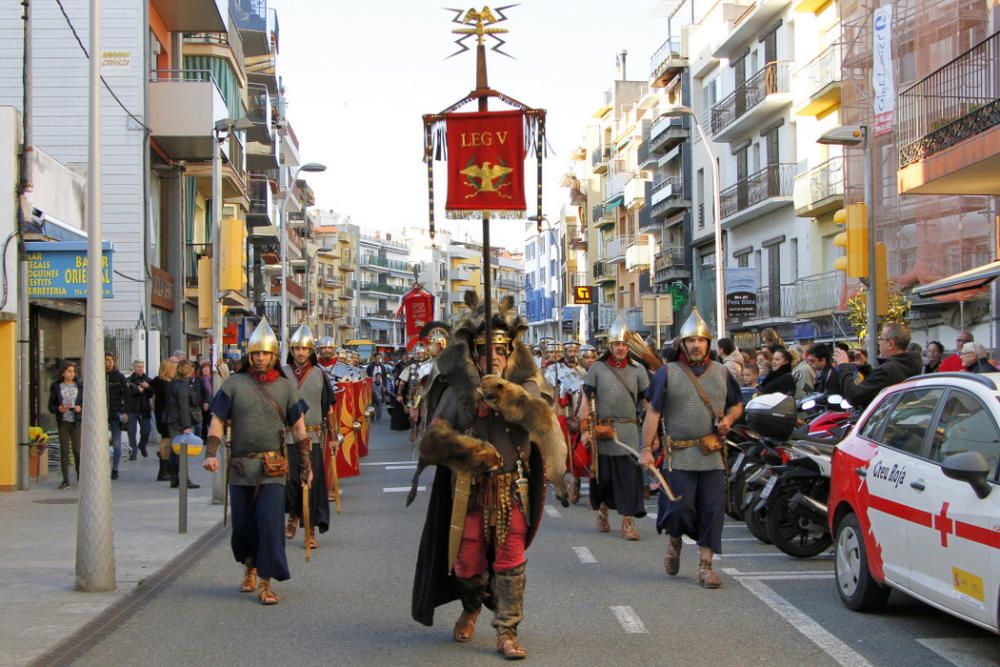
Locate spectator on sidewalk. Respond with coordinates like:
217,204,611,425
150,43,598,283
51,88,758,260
166,360,201,489
924,340,944,374
717,337,743,380
961,342,995,373
49,361,83,489
150,358,177,482
105,352,130,480
126,360,153,460
939,331,974,372
789,344,815,400
197,362,214,439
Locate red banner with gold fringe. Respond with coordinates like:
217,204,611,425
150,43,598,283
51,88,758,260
445,110,525,217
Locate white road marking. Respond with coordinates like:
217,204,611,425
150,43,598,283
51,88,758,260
385,465,417,470
721,552,834,559
383,486,424,493
722,536,764,542
723,523,750,529
916,638,1000,667
681,535,696,545
736,577,875,667
362,460,417,466
572,547,597,563
545,506,562,518
723,568,833,577
610,606,647,634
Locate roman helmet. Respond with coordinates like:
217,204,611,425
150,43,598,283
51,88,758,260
247,317,279,354
336,348,349,362
607,315,630,344
420,320,451,357
678,307,712,342
563,340,581,356
317,336,336,353
289,323,315,350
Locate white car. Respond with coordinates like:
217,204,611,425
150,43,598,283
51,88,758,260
828,372,1000,633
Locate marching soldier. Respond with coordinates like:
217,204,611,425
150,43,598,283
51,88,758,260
560,341,588,505
398,344,428,442
412,293,553,660
202,318,312,606
283,324,334,549
579,344,598,370
641,308,743,589
579,317,649,541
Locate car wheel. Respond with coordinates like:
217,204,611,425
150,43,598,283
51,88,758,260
834,512,890,611
766,486,831,558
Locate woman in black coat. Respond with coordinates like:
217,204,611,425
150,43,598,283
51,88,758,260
48,362,83,488
758,346,797,397
150,359,177,481
165,360,201,489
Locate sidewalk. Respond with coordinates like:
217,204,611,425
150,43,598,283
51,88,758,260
0,451,224,666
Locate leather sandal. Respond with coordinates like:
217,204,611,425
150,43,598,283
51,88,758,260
239,566,257,593
698,559,722,589
285,516,298,540
452,608,480,643
496,632,528,660
664,537,681,576
257,579,280,605
306,535,319,549
596,505,610,533
621,517,640,541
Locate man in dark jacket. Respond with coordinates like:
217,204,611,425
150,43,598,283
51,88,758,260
105,352,130,479
805,344,842,396
126,360,154,460
833,323,922,409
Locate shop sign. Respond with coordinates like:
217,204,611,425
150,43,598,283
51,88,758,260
573,286,592,304
26,241,113,299
725,267,757,320
150,265,175,311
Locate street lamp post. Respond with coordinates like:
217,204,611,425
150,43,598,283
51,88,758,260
818,125,877,365
662,106,725,337
279,162,326,360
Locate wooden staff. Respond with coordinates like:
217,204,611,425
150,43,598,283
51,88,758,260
302,482,312,562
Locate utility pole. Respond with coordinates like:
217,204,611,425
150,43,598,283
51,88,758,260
76,0,116,592
16,0,32,491
210,127,225,505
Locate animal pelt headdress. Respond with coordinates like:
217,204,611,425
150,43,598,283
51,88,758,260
407,290,569,507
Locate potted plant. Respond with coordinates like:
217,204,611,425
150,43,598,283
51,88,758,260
28,426,49,480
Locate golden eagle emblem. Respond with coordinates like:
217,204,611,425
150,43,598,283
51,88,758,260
460,160,514,199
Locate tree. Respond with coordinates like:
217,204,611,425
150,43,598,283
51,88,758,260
846,283,912,346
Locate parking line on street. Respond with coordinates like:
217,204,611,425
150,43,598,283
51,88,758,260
736,577,874,667
385,465,417,470
721,552,833,559
383,486,424,493
362,460,416,466
722,537,763,542
610,606,647,634
916,638,1000,667
723,568,832,577
572,547,596,563
545,506,561,518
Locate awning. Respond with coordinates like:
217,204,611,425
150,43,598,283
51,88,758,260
913,259,1000,298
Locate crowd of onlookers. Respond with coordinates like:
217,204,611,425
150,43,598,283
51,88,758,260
48,349,213,490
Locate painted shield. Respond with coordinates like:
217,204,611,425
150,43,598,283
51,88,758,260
335,380,360,478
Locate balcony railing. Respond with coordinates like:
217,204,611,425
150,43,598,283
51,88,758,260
796,43,841,102
638,204,656,233
359,281,409,295
245,83,272,142
247,175,271,220
361,254,411,273
898,31,1000,168
591,146,611,169
794,271,845,316
495,277,521,290
654,247,686,273
710,61,790,135
649,36,682,79
361,308,397,320
793,157,843,215
570,272,588,288
720,163,796,221
605,172,628,201
606,236,631,263
753,283,797,321
593,259,613,281
183,13,246,78
650,176,683,207
224,130,246,183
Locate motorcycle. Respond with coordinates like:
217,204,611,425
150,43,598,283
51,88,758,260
761,439,835,557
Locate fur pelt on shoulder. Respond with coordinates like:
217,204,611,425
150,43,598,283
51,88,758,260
416,421,502,474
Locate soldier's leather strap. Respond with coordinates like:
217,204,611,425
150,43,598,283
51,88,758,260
448,471,473,574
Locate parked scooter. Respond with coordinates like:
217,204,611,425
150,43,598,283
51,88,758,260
761,440,835,557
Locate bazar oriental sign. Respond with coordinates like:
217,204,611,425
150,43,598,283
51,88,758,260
25,241,114,299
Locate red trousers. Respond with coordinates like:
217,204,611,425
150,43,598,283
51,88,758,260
454,504,528,577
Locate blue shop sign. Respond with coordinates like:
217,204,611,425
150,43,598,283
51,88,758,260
25,241,114,299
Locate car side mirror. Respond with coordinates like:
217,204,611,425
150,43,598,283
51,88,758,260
941,451,993,499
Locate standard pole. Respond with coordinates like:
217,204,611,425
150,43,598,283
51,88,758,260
210,131,225,504
863,127,878,366
76,0,116,592
476,41,492,371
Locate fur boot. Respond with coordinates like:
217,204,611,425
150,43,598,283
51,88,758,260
492,563,527,652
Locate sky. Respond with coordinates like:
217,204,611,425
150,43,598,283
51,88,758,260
268,0,667,249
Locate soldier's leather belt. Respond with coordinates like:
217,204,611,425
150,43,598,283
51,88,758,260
670,434,716,449
305,425,324,433
609,417,639,424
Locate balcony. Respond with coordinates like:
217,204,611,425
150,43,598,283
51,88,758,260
598,304,617,329
360,281,409,296
496,277,521,290
280,119,300,167
593,259,615,284
649,115,689,155
637,138,655,170
338,250,355,271
591,146,611,174
362,308,397,321
650,36,687,88
650,176,689,219
570,272,588,288
246,175,273,227
246,127,279,170
625,240,651,273
271,276,303,303
339,286,354,300
897,31,1000,195
731,283,797,326
605,172,628,203
638,204,659,235
362,254,412,275
793,157,843,218
654,247,690,284
230,0,278,57
593,204,614,229
450,265,474,281
720,163,795,228
322,272,344,288
794,271,846,318
625,178,650,211
710,61,792,143
148,69,227,160
245,83,273,145
606,236,631,265
713,0,794,61
794,44,841,118
152,0,227,31
566,225,588,251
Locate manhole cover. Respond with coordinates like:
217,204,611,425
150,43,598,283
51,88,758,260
33,498,79,505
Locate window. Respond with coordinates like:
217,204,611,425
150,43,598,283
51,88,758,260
860,393,899,441
879,389,944,456
931,390,1000,477
735,252,750,268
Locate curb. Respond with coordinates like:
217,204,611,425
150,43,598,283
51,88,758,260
29,520,227,667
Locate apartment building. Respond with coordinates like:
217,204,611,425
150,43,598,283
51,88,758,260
402,224,452,323
523,222,560,344
308,211,358,346
357,232,412,347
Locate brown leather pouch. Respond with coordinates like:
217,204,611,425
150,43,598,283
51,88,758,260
261,449,288,477
594,421,615,440
699,433,723,454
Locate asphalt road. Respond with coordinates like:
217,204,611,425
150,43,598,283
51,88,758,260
65,418,1000,667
